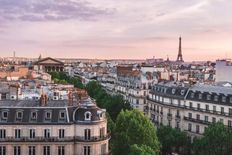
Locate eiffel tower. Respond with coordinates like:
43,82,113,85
176,36,184,62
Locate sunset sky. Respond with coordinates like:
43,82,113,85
0,0,232,61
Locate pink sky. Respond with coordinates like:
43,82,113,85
0,0,232,61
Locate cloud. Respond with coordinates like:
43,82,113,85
0,0,113,21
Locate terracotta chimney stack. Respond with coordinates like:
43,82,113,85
68,91,73,106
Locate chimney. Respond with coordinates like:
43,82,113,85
68,91,73,106
40,94,45,106
77,89,88,100
40,94,48,106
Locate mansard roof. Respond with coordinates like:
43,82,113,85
0,99,106,125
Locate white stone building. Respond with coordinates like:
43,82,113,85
0,93,110,155
147,81,232,139
216,59,232,83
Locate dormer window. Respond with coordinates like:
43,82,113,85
222,96,226,102
2,111,8,120
16,111,23,121
84,111,92,121
59,111,66,120
198,94,202,99
181,90,185,95
172,89,176,94
31,111,37,120
45,111,52,120
190,92,195,98
207,94,211,100
214,95,218,102
230,97,232,103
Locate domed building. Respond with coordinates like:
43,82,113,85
0,91,110,155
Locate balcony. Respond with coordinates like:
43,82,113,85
183,117,210,125
0,133,111,143
75,133,111,142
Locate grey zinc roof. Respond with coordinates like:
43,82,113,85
190,84,232,96
0,99,106,125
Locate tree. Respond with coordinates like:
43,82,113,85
192,122,232,155
157,126,190,155
113,109,160,155
129,144,155,155
86,81,131,121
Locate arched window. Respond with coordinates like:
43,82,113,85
84,111,92,121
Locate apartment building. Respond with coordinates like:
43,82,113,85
115,65,157,113
0,92,110,155
147,81,232,139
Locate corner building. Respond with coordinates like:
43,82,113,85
0,97,110,155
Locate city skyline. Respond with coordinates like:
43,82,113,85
0,0,232,61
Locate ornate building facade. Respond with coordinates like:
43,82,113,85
0,91,110,155
148,81,232,139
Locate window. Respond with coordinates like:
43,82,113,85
221,107,224,114
207,94,211,100
58,146,65,155
197,104,200,110
214,95,218,101
43,146,50,155
84,129,91,140
222,96,226,102
0,146,6,155
212,117,216,123
28,146,36,155
31,112,37,120
84,146,90,155
230,97,232,103
196,125,200,133
44,129,50,138
59,111,66,120
14,146,20,155
0,129,6,139
205,116,208,122
199,94,202,99
176,122,180,129
2,111,8,120
205,105,209,111
213,106,216,113
188,113,192,119
196,114,200,120
190,92,195,98
29,129,35,139
228,120,232,128
220,119,224,123
16,111,23,120
229,108,232,116
100,127,105,138
101,144,106,154
59,129,65,139
45,112,52,120
180,90,185,95
84,112,91,121
172,89,176,94
15,129,21,139
189,102,192,108
188,123,192,131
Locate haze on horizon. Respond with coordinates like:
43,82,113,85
0,0,232,61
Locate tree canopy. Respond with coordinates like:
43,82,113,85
129,144,155,155
86,81,131,121
157,126,190,155
192,122,232,155
49,72,84,89
113,109,160,155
